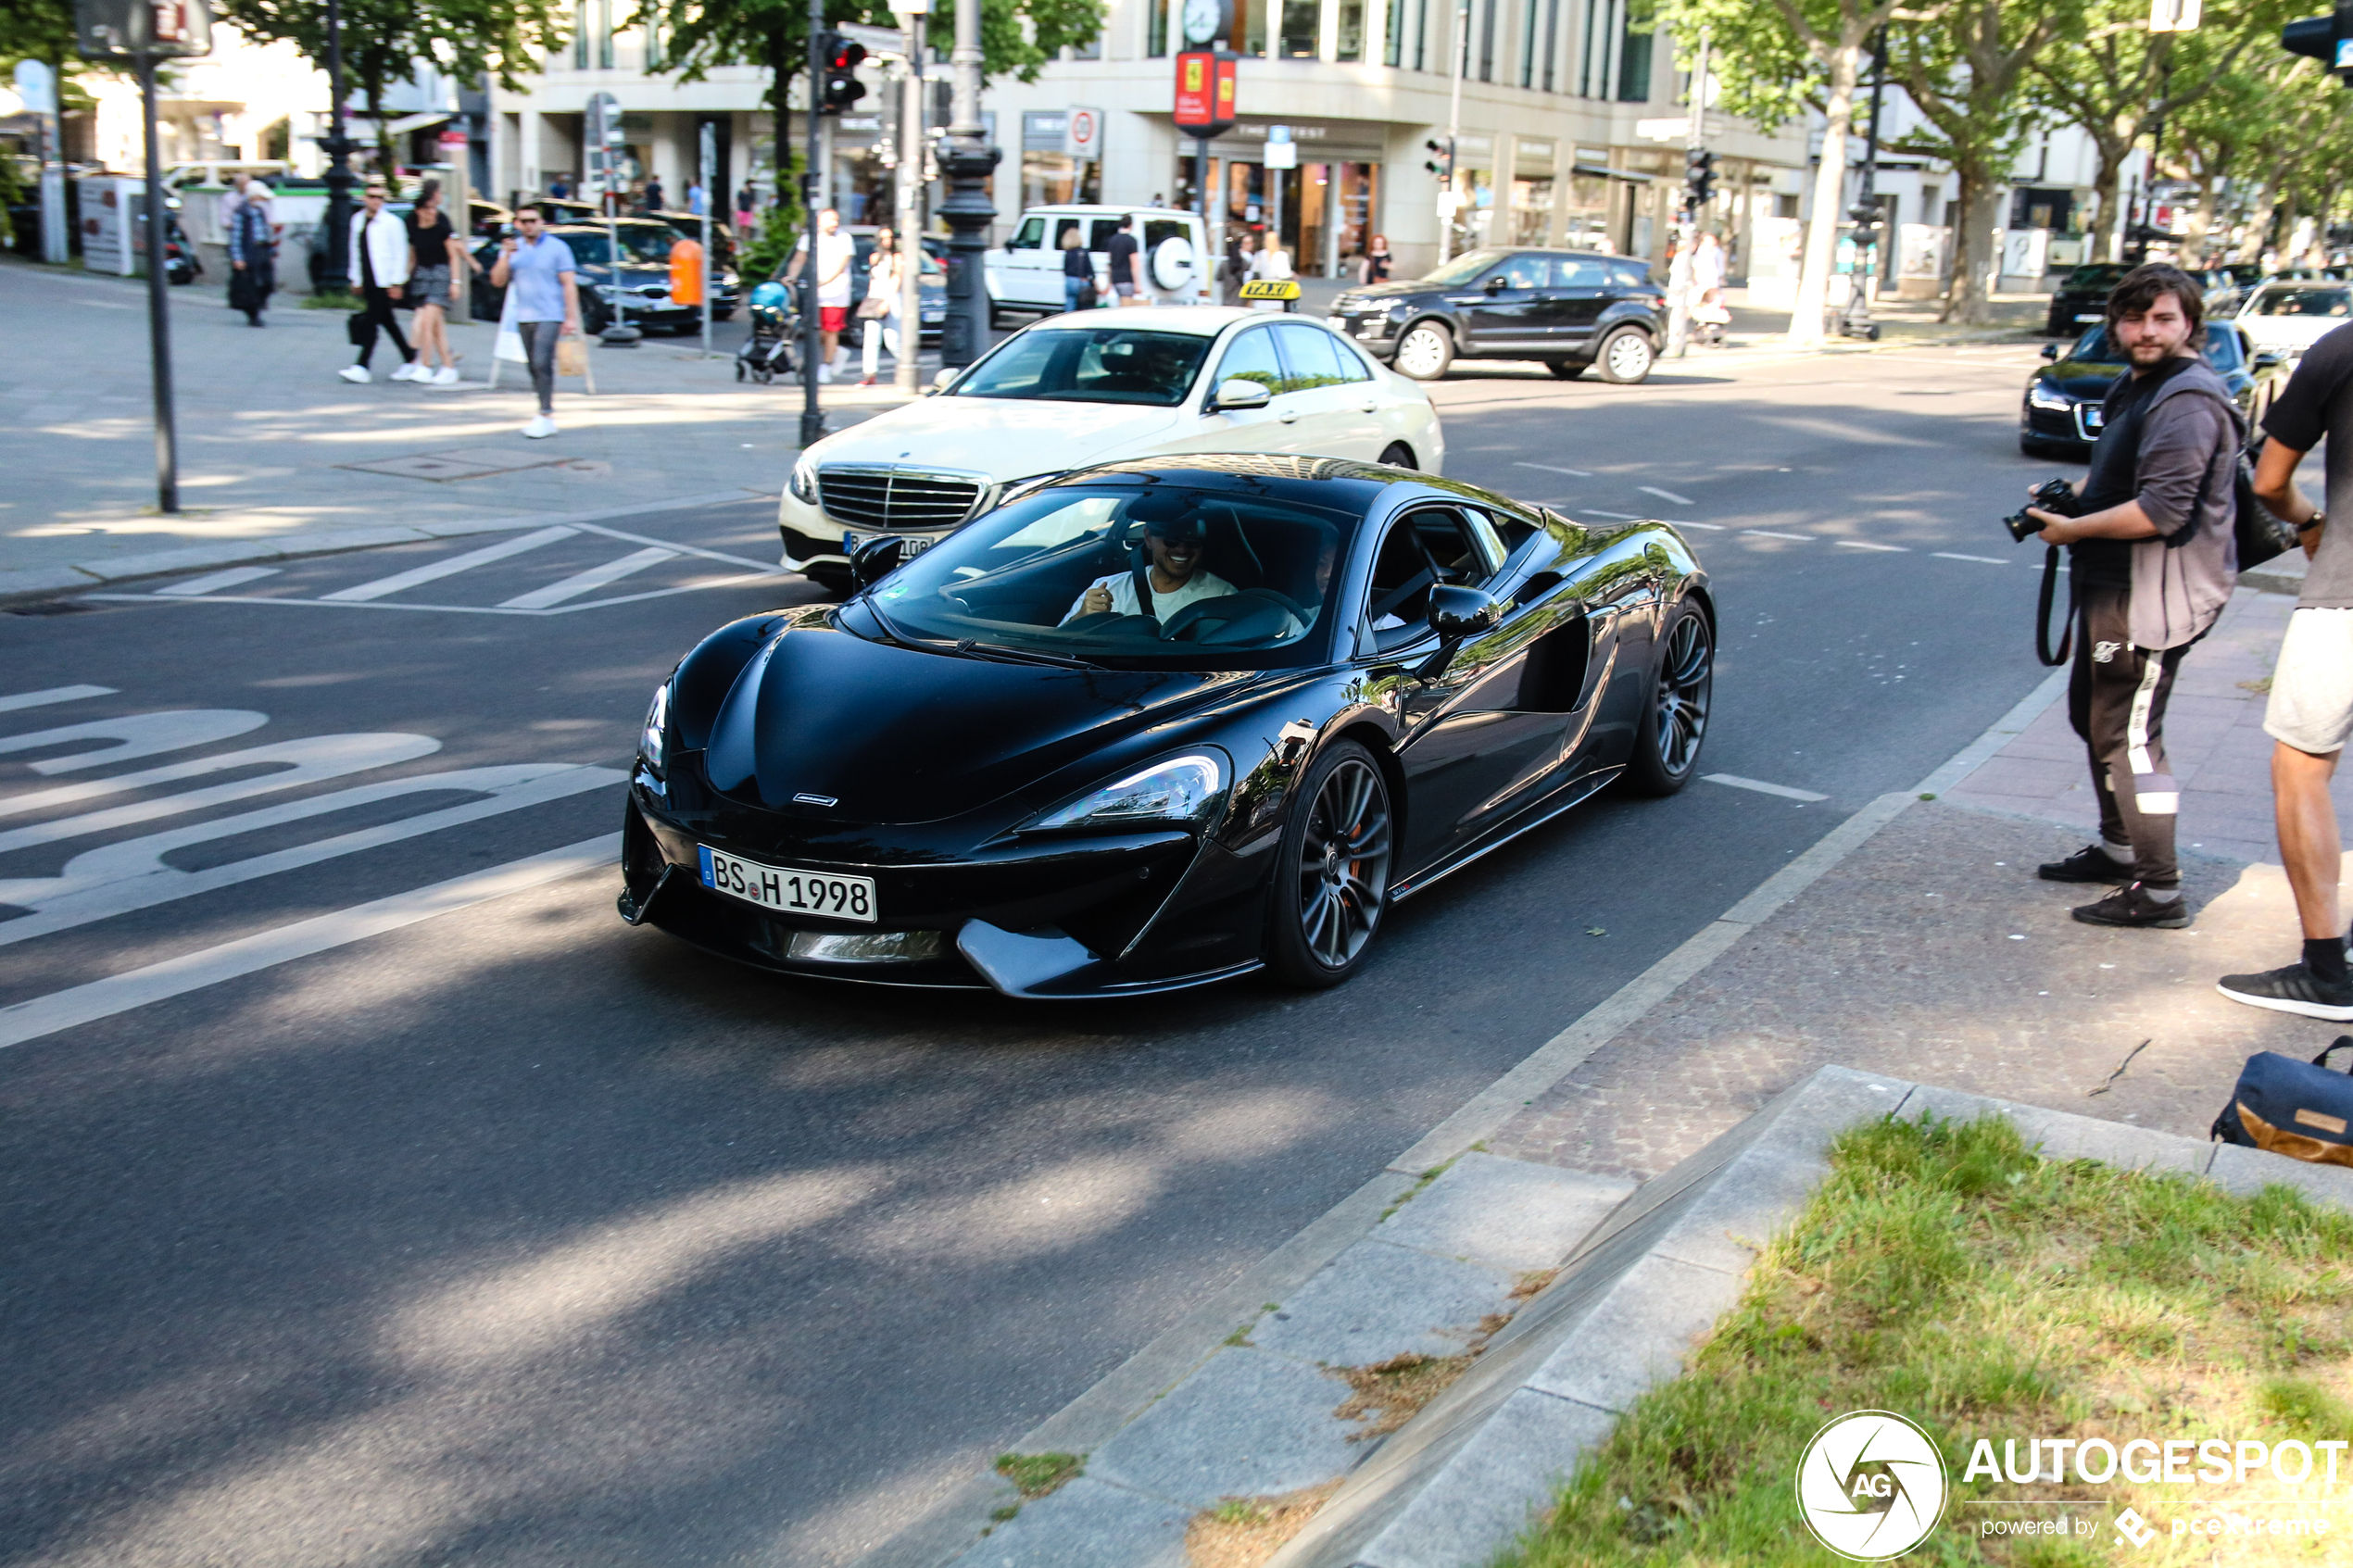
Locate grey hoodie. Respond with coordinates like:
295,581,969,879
2120,356,2243,650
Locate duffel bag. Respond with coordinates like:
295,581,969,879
2211,1037,2353,1164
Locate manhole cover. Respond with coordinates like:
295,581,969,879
339,450,569,482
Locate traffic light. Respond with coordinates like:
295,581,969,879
1683,148,1716,209
1423,137,1453,180
2282,0,2353,80
818,31,867,114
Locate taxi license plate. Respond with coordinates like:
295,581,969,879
698,846,876,923
843,532,932,558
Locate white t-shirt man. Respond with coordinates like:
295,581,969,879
795,230,856,307
1064,566,1238,623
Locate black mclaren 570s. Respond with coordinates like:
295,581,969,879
619,455,1714,997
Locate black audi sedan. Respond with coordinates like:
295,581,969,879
620,455,1712,997
469,220,740,335
1327,247,1668,384
2019,320,2287,457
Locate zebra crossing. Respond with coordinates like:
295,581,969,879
88,517,793,619
0,684,623,1049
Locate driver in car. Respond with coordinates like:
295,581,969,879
1063,508,1237,623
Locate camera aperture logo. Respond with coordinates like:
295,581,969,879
1795,1411,1949,1561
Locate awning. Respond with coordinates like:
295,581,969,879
379,110,456,135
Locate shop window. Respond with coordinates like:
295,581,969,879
1279,0,1319,56
1511,174,1554,245
1023,154,1101,209
1338,0,1366,58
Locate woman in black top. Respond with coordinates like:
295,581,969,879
405,179,467,384
1359,233,1391,285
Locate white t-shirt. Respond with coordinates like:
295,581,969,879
796,230,856,307
1063,567,1238,623
1250,248,1295,282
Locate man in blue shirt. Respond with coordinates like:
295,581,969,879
489,205,582,439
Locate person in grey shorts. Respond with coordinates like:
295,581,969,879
488,205,581,439
404,178,469,385
2219,320,2353,1019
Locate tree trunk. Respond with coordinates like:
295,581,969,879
2089,130,2131,263
2238,169,2282,265
1788,40,1862,350
1944,169,2001,325
2182,175,2215,267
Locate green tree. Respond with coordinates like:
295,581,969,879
2165,45,2271,264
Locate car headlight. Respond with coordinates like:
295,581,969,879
2028,383,2073,410
1026,752,1227,832
638,682,670,775
789,457,820,504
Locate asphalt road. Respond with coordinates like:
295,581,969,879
2,341,2081,1568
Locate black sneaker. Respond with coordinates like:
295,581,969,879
2039,844,2133,884
2071,881,2191,929
2216,962,2353,1021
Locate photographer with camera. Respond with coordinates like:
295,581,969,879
2022,264,2243,929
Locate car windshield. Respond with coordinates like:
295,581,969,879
1418,249,1512,286
2066,323,2248,370
860,483,1355,667
2252,285,2352,318
949,326,1213,407
549,227,675,266
2065,265,2133,291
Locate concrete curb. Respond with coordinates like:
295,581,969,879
862,666,2076,1568
0,489,774,607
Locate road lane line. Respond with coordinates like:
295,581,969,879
1838,540,1908,551
1639,485,1694,506
499,547,680,609
1743,530,1815,541
157,567,281,596
1514,461,1594,478
0,834,622,1052
0,685,117,713
1933,552,2009,565
574,521,792,573
320,526,579,602
1704,773,1831,802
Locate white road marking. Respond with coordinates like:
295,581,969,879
0,734,440,853
156,567,282,596
1639,485,1694,506
1515,461,1594,478
0,685,117,714
1704,773,1830,802
500,546,681,609
0,762,625,947
1933,552,2009,565
320,526,579,602
99,569,790,618
1743,530,1815,542
0,710,269,775
0,834,622,1052
1837,540,1908,551
574,521,786,573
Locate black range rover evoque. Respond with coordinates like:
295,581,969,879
1327,247,1669,384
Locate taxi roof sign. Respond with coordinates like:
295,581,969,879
1238,279,1301,300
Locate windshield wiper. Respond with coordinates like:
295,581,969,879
954,638,1101,670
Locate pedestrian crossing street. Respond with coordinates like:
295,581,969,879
92,518,792,618
0,683,623,1050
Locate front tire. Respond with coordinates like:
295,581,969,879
1265,740,1394,988
1595,326,1655,384
1378,442,1416,468
1625,601,1713,796
1392,321,1454,381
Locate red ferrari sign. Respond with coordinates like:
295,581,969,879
1173,51,1236,135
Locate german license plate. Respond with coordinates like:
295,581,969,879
698,845,875,922
2074,312,2103,322
1327,315,1349,331
843,531,932,558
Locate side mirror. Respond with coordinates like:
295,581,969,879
2254,349,2284,369
1428,583,1505,640
932,366,959,390
1485,274,1509,293
1212,378,1273,411
2040,343,2061,361
849,535,908,590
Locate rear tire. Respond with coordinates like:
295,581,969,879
1378,442,1416,469
1625,600,1713,796
1594,326,1655,384
1265,740,1394,989
1392,321,1454,381
1547,359,1588,380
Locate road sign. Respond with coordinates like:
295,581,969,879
1064,106,1102,161
14,59,57,114
1173,51,1236,138
2149,0,2201,29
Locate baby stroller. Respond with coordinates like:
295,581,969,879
736,281,797,383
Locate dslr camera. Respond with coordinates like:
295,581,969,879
2004,478,2082,544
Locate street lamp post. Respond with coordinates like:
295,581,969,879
1437,0,1466,264
937,0,999,367
799,0,826,445
322,0,354,294
135,53,178,514
1841,31,1887,340
892,0,930,395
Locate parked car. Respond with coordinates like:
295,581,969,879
2235,277,2353,362
839,232,949,346
468,219,739,334
986,204,1214,320
1327,247,1668,383
646,208,739,274
777,307,1444,595
2044,263,2136,336
2019,320,2288,457
623,458,1712,996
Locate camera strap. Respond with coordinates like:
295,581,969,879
2035,546,2073,667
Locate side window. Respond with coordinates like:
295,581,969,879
1010,218,1045,251
1550,257,1604,288
1364,508,1490,649
1143,219,1187,253
1213,326,1284,393
1494,254,1548,291
1089,220,1126,251
1272,321,1356,391
1607,262,1653,291
1052,218,1086,250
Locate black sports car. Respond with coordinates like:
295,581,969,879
619,456,1713,997
469,220,739,335
1327,247,1668,384
2020,320,2287,457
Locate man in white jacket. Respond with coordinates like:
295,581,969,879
341,182,419,384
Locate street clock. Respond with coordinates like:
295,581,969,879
1183,0,1228,45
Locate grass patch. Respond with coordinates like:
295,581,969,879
300,291,361,310
994,1451,1083,1499
1380,1153,1462,1222
1497,1112,2353,1566
1185,1480,1342,1567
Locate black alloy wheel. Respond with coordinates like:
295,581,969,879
1626,602,1712,795
1378,442,1417,468
1267,740,1394,987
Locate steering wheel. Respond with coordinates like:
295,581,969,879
1160,590,1300,645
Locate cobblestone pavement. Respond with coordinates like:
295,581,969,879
1491,588,2348,1182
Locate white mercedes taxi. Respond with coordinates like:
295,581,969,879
778,306,1445,593
2235,276,2352,364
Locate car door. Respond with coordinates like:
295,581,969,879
1457,253,1551,353
1000,214,1058,307
1271,320,1384,457
1541,255,1613,354
1158,322,1317,455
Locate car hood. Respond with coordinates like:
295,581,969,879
2036,361,2127,400
699,621,1234,824
2242,316,2346,347
807,398,1187,481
